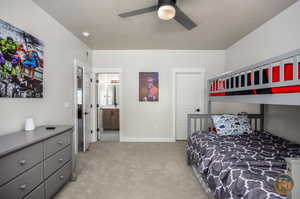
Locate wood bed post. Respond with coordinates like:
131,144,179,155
206,99,212,131
208,100,212,114
260,104,265,131
187,114,192,138
207,79,212,115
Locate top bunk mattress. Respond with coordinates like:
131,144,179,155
187,131,300,199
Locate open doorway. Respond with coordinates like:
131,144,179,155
96,73,120,142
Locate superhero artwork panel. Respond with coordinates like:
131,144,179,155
0,19,44,98
139,72,159,102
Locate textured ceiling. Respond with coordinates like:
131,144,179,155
33,0,297,50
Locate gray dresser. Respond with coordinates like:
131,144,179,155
0,125,73,199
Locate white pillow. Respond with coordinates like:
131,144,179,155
211,114,252,136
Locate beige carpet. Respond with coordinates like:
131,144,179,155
100,131,120,142
54,142,208,199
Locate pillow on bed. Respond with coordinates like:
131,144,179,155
237,115,253,134
211,114,252,136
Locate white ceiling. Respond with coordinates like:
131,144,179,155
33,0,297,50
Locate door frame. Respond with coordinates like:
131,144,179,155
172,68,206,141
92,68,123,141
73,59,90,154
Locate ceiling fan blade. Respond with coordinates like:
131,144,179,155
119,6,158,18
174,6,197,30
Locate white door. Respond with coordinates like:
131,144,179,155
82,68,91,152
95,76,103,140
175,72,204,140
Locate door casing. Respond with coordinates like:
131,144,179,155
92,68,123,142
73,59,91,153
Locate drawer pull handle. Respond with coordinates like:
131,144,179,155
57,140,64,145
59,175,64,180
20,184,26,190
59,158,64,162
19,160,26,165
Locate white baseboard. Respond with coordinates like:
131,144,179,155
120,137,175,142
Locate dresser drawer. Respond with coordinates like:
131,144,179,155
24,183,45,199
44,131,71,158
0,163,43,199
0,143,43,186
44,146,72,178
45,161,71,199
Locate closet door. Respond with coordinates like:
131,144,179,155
175,72,204,140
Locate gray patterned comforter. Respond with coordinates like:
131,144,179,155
186,131,300,199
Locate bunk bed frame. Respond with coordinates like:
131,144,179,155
187,113,264,138
209,48,300,106
187,48,300,199
187,114,265,199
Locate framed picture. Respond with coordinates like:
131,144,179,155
0,19,44,98
139,72,159,102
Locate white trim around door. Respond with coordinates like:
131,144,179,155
172,68,206,141
73,59,82,155
91,68,123,141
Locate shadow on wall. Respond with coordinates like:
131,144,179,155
212,102,260,114
265,105,300,144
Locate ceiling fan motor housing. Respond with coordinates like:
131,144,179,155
158,0,176,7
118,0,196,30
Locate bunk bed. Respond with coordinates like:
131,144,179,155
186,48,300,199
208,48,300,106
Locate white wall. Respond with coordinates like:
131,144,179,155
0,0,90,135
226,1,300,143
92,50,226,141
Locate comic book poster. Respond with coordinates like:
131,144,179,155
0,19,44,98
139,72,159,102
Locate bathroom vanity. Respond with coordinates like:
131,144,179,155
102,106,119,130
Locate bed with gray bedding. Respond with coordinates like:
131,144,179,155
187,131,300,199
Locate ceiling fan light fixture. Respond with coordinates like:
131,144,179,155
82,32,90,37
118,0,196,30
158,5,176,20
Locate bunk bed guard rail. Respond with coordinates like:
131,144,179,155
187,113,264,138
207,48,300,106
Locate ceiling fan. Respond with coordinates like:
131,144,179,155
118,0,197,31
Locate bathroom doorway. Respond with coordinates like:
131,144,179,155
96,73,120,141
